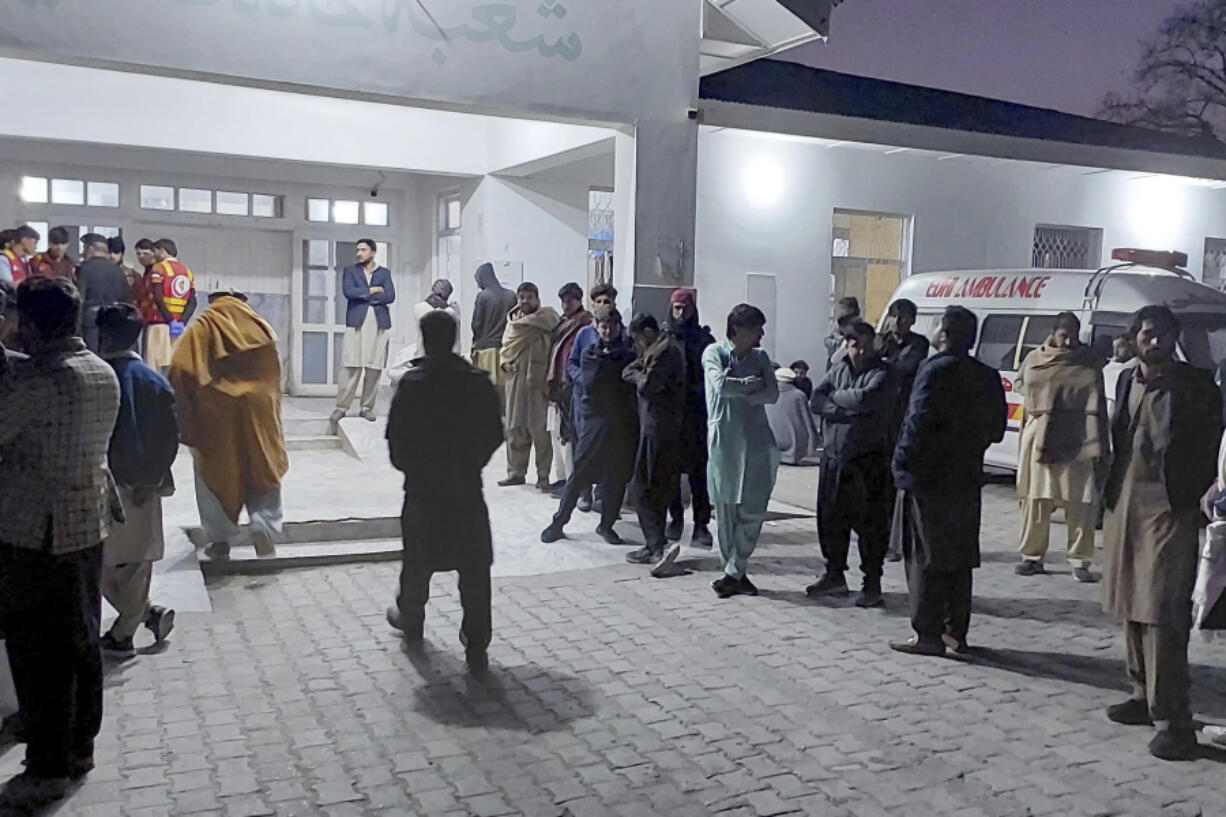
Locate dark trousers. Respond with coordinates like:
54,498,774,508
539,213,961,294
636,449,683,556
1125,620,1192,730
396,550,492,652
553,427,633,532
906,561,973,646
0,542,104,777
668,467,712,527
817,453,891,583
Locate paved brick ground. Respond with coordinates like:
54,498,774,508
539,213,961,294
5,479,1226,817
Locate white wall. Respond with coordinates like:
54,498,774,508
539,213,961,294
695,128,1226,368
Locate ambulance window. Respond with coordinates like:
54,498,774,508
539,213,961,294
976,315,1024,371
1090,324,1127,362
1178,314,1226,370
1020,315,1058,362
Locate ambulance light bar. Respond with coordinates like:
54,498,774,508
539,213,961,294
1110,248,1189,269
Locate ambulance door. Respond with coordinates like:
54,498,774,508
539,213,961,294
975,313,1059,470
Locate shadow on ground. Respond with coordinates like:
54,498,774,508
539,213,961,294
401,643,595,732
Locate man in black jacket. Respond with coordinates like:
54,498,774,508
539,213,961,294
76,234,132,353
541,306,638,546
889,306,1006,657
663,289,716,548
807,320,896,607
386,310,504,674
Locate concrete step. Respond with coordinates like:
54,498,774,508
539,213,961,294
282,417,334,436
190,516,402,575
285,435,342,451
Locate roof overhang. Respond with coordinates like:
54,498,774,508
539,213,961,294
700,0,838,76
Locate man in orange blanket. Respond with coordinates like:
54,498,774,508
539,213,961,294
169,290,288,560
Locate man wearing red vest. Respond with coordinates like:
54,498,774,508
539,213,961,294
29,227,77,281
143,238,196,373
0,225,38,284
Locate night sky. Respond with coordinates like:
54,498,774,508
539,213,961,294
785,0,1177,119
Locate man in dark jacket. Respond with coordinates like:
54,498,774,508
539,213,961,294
824,296,860,371
333,239,395,422
541,306,638,546
663,289,716,548
1101,305,1221,761
622,314,687,575
806,320,896,607
96,304,178,657
76,234,132,353
889,306,1007,657
385,310,504,674
471,262,518,405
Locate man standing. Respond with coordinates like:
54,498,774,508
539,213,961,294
333,239,395,422
704,304,780,599
0,277,120,807
807,320,896,607
1102,305,1220,761
386,310,504,674
789,360,814,400
566,283,619,512
144,239,196,373
29,226,77,280
471,262,518,402
76,233,132,353
0,225,37,284
664,288,716,548
499,283,559,489
547,283,592,493
170,291,288,561
1015,312,1109,583
766,367,821,465
889,306,1006,657
623,314,687,575
95,304,178,656
824,296,860,371
541,306,638,546
108,237,142,302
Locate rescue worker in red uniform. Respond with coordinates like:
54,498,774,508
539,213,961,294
143,238,196,373
0,225,38,284
29,226,77,281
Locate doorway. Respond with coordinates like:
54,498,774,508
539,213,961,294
830,209,911,327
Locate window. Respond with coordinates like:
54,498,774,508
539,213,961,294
1032,225,1103,270
179,188,212,213
252,194,281,218
307,198,330,222
51,179,85,205
364,201,388,227
1019,315,1058,363
446,198,462,231
86,182,119,207
91,226,121,240
830,209,910,330
216,191,249,216
976,315,1024,372
333,200,360,225
1205,238,1226,289
25,221,49,253
20,176,48,203
140,185,175,210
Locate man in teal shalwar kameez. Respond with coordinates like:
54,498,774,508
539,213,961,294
704,304,780,599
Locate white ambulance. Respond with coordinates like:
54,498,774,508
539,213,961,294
882,249,1226,470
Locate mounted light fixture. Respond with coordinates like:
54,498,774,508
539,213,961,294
743,156,785,206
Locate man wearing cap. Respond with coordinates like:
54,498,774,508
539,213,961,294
664,288,716,548
109,237,142,304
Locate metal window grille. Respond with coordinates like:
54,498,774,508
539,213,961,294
1032,225,1101,269
1205,238,1226,289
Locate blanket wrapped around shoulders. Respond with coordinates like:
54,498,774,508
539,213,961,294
1020,343,1107,464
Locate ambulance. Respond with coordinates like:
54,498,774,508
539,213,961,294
881,249,1226,470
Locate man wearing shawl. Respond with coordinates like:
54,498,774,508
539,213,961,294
704,304,779,599
498,282,559,489
1015,312,1109,583
664,288,716,548
546,283,592,493
1102,306,1220,761
169,291,288,560
412,279,461,356
765,367,820,466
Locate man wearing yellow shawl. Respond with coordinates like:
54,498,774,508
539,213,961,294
169,290,288,560
498,282,559,489
1015,312,1109,583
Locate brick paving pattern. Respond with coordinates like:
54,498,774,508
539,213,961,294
6,481,1226,817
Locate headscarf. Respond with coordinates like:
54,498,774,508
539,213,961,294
668,288,698,331
774,367,796,383
426,279,453,309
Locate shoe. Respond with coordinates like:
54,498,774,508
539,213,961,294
386,607,423,642
577,491,593,513
497,476,526,487
691,523,713,549
650,542,682,578
540,524,564,544
1015,560,1045,576
665,519,684,542
889,637,946,656
1148,729,1197,761
100,632,136,659
941,633,970,655
466,648,489,675
1073,566,1098,583
144,606,175,644
712,575,743,599
0,771,74,808
360,410,377,422
203,541,231,561
251,525,276,559
854,584,884,608
625,547,656,565
536,479,552,493
1106,698,1153,726
805,572,849,598
329,408,346,423
596,525,624,545
739,576,759,596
